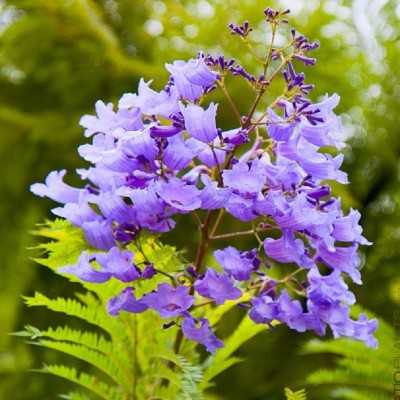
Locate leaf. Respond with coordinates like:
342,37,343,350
35,339,129,389
284,387,307,400
303,310,394,399
39,364,122,400
60,392,92,400
24,219,204,400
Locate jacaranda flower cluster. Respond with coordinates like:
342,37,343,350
31,8,377,353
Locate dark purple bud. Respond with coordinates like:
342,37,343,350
113,224,140,244
142,264,156,279
307,186,331,200
186,265,198,278
228,21,253,37
224,129,249,146
320,199,336,210
294,54,317,66
150,124,182,138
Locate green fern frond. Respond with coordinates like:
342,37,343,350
40,326,113,355
60,392,92,400
26,220,202,400
303,311,395,399
24,292,127,342
176,355,203,400
34,340,129,389
284,387,307,400
40,364,122,400
330,387,390,400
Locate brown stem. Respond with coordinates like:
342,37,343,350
210,226,274,241
217,79,242,123
194,211,214,273
263,22,278,76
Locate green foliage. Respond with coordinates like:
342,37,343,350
284,387,307,400
303,310,395,400
20,220,268,399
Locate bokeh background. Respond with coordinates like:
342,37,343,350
0,0,399,398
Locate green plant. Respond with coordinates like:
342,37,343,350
284,387,307,400
16,220,265,399
303,310,394,400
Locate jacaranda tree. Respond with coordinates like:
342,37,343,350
26,7,379,399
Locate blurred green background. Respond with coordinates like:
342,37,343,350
0,0,399,398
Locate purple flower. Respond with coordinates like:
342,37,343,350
186,138,226,167
95,247,141,282
194,269,241,305
126,187,175,232
118,79,179,118
332,209,372,245
166,58,218,101
298,94,345,150
344,314,378,348
142,283,194,318
182,317,223,353
91,192,136,224
250,291,310,333
31,170,86,204
180,102,218,143
265,156,307,190
307,267,356,306
267,108,296,142
107,287,148,316
52,202,101,227
120,130,159,163
214,246,259,281
77,167,126,191
277,291,309,333
316,242,361,284
79,100,143,138
82,220,115,250
60,252,111,283
249,295,280,324
163,135,195,170
223,160,267,194
199,175,231,210
225,193,258,222
277,135,348,184
78,133,115,164
156,178,201,212
264,229,315,269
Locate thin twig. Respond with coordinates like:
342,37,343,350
210,209,225,237
210,226,273,241
217,79,242,123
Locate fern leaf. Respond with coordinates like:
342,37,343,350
39,364,122,400
60,392,92,400
41,326,113,355
303,312,394,399
284,387,307,400
34,339,130,390
24,293,127,342
176,355,203,400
